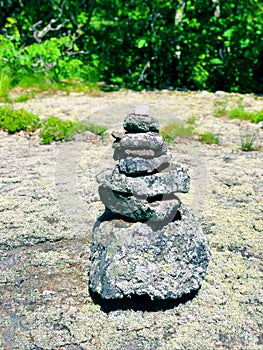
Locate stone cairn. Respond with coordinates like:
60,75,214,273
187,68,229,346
89,105,209,303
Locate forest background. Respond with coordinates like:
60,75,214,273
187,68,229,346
0,0,262,94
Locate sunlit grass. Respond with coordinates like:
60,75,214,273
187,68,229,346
0,69,12,103
197,132,220,145
160,121,194,143
228,107,263,123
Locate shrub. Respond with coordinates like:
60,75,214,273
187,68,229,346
40,117,86,144
228,107,263,123
39,117,107,144
240,133,256,151
85,123,107,140
160,122,194,143
198,132,220,145
0,105,108,144
214,101,228,118
13,91,36,103
187,115,196,125
0,106,40,133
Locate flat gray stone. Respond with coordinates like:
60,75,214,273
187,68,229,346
96,164,190,197
113,132,164,150
89,206,209,300
123,114,160,133
98,187,181,221
113,145,168,160
118,154,171,175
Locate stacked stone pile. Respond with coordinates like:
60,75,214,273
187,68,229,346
89,105,209,303
96,105,189,222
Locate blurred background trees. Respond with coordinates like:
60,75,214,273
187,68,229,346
0,0,262,93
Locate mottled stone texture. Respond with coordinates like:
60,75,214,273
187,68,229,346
89,207,209,300
118,154,171,175
98,187,181,221
113,145,168,160
97,165,190,198
123,114,160,133
89,104,209,304
113,132,164,150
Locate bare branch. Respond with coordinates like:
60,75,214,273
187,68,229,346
27,0,91,73
175,0,186,25
65,50,90,56
139,61,150,82
30,0,68,42
31,56,58,72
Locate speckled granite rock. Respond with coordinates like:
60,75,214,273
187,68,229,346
123,105,160,133
90,104,209,305
118,154,171,175
97,165,190,197
98,187,181,221
113,145,168,160
113,132,164,150
89,207,209,300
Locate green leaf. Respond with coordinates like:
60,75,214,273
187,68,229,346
223,29,233,38
211,58,223,65
137,38,147,49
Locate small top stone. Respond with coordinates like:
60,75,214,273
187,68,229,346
123,104,160,133
134,105,150,116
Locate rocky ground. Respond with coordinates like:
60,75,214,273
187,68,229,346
0,90,262,349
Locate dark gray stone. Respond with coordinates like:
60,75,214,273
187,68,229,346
89,206,209,300
118,154,171,175
98,187,181,221
113,145,168,160
96,164,190,197
113,132,164,150
123,114,160,133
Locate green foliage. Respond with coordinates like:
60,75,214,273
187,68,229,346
0,0,262,92
240,133,256,151
160,121,220,146
13,91,36,103
39,117,86,144
39,117,107,144
214,101,228,118
198,132,220,145
160,122,194,143
228,107,263,123
0,69,12,102
90,0,263,92
0,106,40,133
187,116,196,125
84,123,107,139
0,104,108,143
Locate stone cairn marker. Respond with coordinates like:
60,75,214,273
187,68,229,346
89,105,209,304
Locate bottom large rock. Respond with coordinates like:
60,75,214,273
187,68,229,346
89,207,209,300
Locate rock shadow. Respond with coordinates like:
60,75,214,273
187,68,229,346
93,208,182,232
89,288,200,313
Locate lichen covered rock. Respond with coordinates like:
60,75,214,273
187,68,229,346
89,207,209,300
113,132,164,150
90,104,209,306
98,187,181,221
123,112,160,133
118,154,171,175
97,165,190,197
